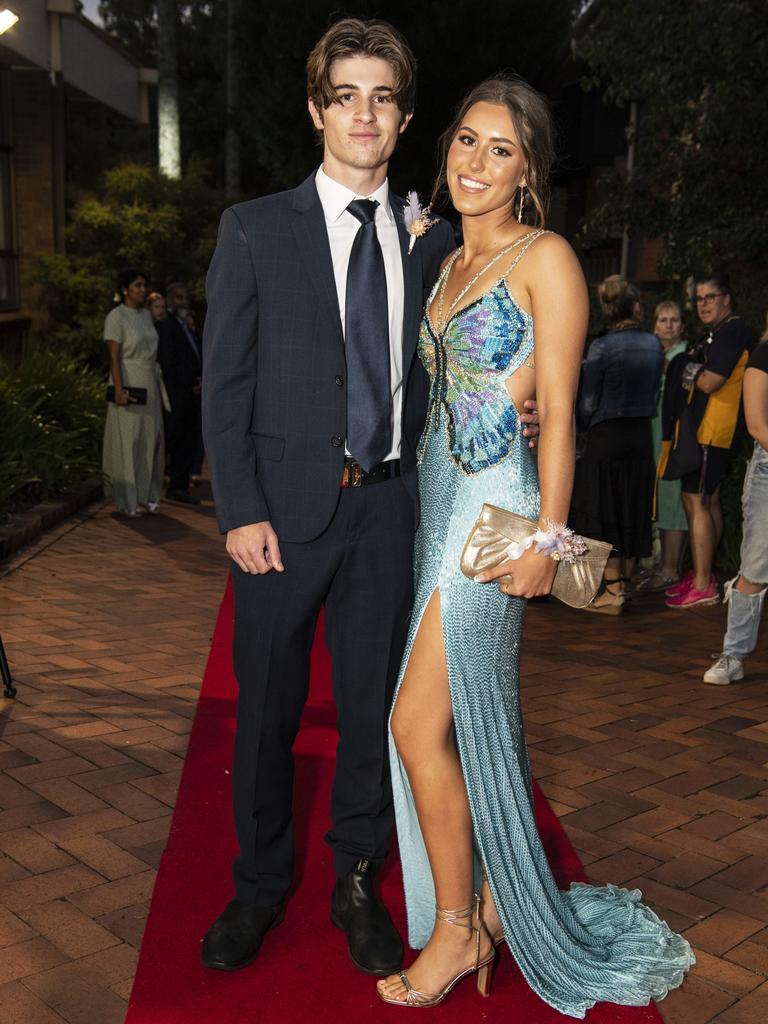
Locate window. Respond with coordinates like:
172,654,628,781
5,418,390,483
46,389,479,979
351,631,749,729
0,67,18,311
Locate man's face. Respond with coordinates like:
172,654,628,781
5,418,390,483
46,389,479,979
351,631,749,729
168,287,188,313
696,281,731,326
308,55,412,181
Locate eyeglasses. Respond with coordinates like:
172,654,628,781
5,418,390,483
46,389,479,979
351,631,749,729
695,292,725,305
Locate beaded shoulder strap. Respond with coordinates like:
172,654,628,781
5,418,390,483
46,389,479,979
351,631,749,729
437,234,536,332
500,229,548,281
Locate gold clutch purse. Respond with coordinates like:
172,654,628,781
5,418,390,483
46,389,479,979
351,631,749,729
460,504,613,609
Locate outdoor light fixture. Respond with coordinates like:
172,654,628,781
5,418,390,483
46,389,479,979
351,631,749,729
0,9,19,34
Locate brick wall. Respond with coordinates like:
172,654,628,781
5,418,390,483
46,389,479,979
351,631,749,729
0,67,60,334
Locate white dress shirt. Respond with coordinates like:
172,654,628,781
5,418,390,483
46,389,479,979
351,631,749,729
315,165,404,462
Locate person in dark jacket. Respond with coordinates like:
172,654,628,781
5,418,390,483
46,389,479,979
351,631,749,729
156,282,202,505
571,275,663,613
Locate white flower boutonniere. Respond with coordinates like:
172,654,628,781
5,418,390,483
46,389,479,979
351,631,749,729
404,191,436,255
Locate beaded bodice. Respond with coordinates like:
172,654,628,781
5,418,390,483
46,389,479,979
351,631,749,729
418,231,543,475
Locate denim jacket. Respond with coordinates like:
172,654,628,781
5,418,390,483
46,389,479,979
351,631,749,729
578,328,664,431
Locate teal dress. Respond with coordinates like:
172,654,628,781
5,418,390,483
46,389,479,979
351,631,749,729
389,233,694,1018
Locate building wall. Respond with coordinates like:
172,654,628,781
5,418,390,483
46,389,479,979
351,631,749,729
0,1,50,70
61,17,145,122
0,68,59,334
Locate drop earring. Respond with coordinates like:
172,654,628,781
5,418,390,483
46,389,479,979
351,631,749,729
518,184,526,223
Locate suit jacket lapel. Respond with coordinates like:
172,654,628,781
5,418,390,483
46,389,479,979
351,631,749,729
291,173,344,346
393,195,423,378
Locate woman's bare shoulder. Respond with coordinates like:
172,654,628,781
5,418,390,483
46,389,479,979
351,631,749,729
529,230,579,263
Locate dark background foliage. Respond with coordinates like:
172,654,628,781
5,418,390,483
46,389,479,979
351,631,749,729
575,0,768,319
98,0,579,198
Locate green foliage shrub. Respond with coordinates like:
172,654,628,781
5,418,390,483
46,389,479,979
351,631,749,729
34,161,222,362
0,349,104,513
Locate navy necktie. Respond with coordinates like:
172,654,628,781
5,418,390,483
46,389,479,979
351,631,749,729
345,199,392,472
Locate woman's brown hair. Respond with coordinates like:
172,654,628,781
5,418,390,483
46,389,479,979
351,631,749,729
306,17,417,118
598,275,642,327
431,75,554,226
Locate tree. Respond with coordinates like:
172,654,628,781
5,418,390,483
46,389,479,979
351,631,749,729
34,163,223,360
225,0,242,198
577,0,768,304
157,0,181,178
98,1,579,198
236,0,578,196
98,0,156,63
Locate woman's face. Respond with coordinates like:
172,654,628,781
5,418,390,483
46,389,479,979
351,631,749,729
124,277,147,307
446,102,526,219
149,296,167,320
655,308,682,346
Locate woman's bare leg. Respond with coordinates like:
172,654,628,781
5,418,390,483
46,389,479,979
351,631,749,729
377,590,492,1001
660,528,686,578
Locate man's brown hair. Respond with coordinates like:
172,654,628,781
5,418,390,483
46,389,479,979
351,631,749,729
306,17,417,117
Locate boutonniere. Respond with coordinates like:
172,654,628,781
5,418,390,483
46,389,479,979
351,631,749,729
404,191,436,255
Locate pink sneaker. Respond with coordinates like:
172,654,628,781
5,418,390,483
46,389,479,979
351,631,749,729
665,580,719,608
665,570,693,597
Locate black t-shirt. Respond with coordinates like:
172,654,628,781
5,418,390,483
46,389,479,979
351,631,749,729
747,341,768,374
689,315,755,377
689,315,756,429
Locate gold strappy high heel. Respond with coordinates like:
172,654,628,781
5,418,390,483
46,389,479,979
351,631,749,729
376,895,495,1008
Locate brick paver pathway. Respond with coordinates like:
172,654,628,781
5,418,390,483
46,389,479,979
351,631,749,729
1,498,766,1023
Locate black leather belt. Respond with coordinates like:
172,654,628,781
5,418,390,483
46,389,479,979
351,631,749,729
341,458,401,488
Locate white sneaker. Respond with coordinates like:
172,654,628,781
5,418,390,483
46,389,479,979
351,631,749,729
703,653,744,685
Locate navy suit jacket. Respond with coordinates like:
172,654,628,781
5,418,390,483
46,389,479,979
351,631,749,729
156,315,202,416
202,171,455,540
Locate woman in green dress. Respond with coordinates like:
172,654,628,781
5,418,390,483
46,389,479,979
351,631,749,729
102,269,165,517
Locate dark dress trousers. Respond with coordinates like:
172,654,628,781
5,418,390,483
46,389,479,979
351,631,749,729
156,314,202,491
202,171,454,906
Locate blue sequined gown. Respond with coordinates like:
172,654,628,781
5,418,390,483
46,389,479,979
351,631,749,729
389,232,694,1018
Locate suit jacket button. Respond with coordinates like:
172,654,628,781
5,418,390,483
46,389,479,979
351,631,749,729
335,375,344,387
331,435,343,447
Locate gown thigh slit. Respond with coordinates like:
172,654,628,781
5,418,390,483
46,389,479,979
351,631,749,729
389,234,694,1018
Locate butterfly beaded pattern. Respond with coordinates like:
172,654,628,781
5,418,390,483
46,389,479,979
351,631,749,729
418,231,545,475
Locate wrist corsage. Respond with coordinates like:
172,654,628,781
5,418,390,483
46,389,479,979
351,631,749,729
403,191,436,254
505,519,587,564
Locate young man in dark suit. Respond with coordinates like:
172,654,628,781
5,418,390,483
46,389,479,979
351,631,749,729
201,19,451,977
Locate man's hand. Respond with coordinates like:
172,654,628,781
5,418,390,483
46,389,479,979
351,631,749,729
520,399,540,449
226,521,284,575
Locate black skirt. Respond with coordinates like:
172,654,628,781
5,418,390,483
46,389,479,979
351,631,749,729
570,417,655,558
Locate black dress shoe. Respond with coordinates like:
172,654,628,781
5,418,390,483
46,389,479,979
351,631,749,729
201,899,285,970
330,858,403,976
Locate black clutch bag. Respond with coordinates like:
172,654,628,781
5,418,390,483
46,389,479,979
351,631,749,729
106,386,147,406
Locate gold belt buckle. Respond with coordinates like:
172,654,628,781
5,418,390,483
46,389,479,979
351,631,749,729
341,461,364,488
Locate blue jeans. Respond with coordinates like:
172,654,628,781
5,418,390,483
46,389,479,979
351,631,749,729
723,443,768,658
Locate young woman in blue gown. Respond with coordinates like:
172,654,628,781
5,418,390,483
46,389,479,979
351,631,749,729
376,77,694,1014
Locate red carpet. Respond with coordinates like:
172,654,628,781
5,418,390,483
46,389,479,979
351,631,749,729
126,583,663,1023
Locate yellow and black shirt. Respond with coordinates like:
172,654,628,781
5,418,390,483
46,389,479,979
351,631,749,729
688,315,756,450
